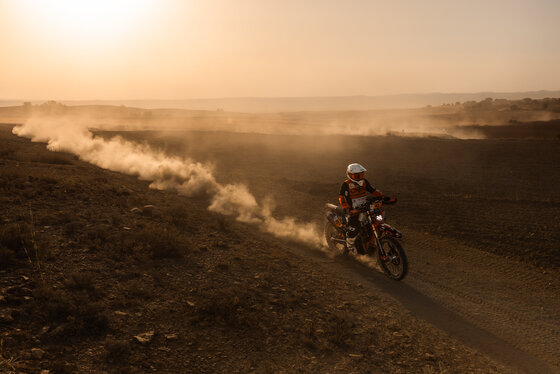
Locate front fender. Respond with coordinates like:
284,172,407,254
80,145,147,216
379,223,402,238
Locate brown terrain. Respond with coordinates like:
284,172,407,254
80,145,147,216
1,99,560,373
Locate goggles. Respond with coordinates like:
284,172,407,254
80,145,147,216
350,172,364,180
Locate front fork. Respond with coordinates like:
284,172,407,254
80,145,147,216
373,229,387,257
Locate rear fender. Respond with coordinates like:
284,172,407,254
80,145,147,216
379,223,402,238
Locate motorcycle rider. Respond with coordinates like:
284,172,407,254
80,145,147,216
339,163,395,253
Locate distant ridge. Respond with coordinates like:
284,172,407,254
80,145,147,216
2,90,559,112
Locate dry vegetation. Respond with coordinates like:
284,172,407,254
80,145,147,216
0,124,511,373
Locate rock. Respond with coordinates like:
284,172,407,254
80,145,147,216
186,300,195,307
114,310,128,316
31,348,45,359
134,331,155,344
425,352,436,361
130,207,142,214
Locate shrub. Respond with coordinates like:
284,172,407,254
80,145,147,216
165,204,191,228
195,291,260,329
31,286,109,339
0,246,16,266
64,272,98,295
31,152,73,165
0,147,19,160
64,221,81,236
124,279,152,299
326,312,354,348
104,338,130,362
0,222,33,260
133,226,190,259
111,213,124,226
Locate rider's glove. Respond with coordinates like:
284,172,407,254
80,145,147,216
383,196,397,204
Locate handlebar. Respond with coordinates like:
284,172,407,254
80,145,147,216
366,196,398,205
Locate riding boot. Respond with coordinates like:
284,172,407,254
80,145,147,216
346,234,357,253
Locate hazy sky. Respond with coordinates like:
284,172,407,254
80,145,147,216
1,0,559,100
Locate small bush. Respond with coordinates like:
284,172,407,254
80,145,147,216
0,246,16,265
32,286,73,322
0,147,21,160
104,338,130,362
64,221,81,236
0,222,33,259
133,226,190,259
64,272,98,295
215,216,232,233
111,213,124,226
195,291,260,329
31,152,73,165
31,286,109,338
326,312,354,348
125,279,152,299
165,204,191,228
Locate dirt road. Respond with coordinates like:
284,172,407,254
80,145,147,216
122,130,560,373
294,230,560,373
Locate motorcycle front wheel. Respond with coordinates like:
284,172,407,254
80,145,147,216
324,221,348,255
377,237,408,280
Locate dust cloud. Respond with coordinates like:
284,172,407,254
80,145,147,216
12,115,324,248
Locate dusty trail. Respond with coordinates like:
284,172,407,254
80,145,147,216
293,229,560,374
403,230,560,372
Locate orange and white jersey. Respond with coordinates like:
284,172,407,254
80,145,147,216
338,178,379,210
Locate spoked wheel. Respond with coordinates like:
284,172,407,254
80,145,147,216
377,237,408,280
324,221,348,255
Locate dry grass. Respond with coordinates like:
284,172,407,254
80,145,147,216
0,222,33,265
30,284,109,339
103,338,131,362
132,225,191,259
31,152,73,165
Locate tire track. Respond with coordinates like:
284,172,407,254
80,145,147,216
405,230,560,371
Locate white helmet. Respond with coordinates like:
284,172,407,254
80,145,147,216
347,163,367,184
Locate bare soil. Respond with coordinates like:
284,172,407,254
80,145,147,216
1,123,559,373
109,129,560,372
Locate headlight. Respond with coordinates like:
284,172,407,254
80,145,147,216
376,214,383,222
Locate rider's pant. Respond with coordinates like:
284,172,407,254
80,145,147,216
346,214,360,243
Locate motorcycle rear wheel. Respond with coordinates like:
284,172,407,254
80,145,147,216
324,221,348,255
377,237,408,280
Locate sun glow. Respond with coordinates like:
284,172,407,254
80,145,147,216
14,0,156,46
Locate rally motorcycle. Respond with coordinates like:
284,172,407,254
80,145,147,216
324,196,408,280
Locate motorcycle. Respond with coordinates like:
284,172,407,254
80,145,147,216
324,196,408,280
